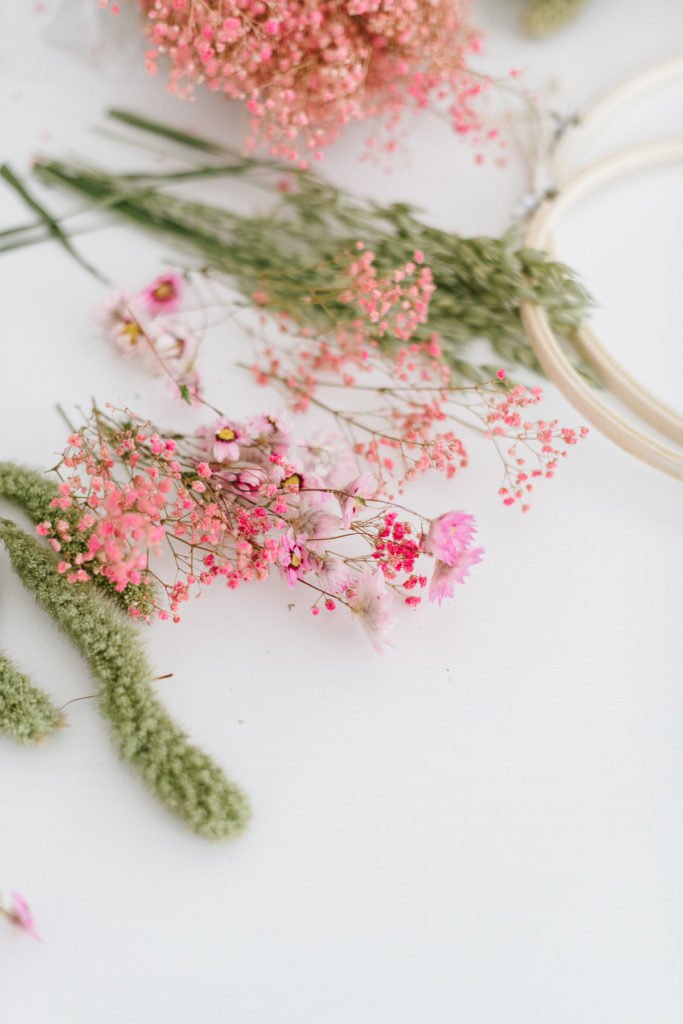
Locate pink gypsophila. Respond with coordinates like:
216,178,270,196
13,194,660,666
136,0,484,163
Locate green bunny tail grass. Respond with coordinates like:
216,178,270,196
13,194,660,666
0,652,63,744
0,460,62,527
0,519,250,839
524,0,589,36
0,461,155,619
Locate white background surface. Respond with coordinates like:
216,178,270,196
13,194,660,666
1,2,682,1021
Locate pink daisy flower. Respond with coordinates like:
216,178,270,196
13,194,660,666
421,511,477,566
348,569,394,654
243,412,293,456
206,418,241,463
277,529,310,588
288,503,341,553
139,273,183,316
338,474,377,528
428,547,485,605
95,291,148,356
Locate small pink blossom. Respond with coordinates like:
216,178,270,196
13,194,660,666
339,474,376,528
144,321,199,375
4,892,41,941
140,273,183,315
348,569,394,654
301,432,357,488
421,511,476,565
243,412,292,456
288,503,341,552
277,529,310,587
228,467,269,494
315,552,352,594
208,419,241,462
96,291,147,355
428,547,485,605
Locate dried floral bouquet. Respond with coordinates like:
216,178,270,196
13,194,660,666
0,110,590,839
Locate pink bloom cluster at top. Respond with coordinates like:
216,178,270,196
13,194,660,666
42,406,483,652
124,0,484,163
96,273,201,399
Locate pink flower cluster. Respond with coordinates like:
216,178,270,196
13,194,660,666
123,0,483,163
95,265,587,512
479,384,590,513
96,273,201,399
251,269,587,506
421,511,484,604
340,246,435,341
43,406,483,651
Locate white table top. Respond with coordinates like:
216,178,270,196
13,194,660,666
1,2,682,1021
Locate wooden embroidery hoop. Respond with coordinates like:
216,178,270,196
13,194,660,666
520,57,683,480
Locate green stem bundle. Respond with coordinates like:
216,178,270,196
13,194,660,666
0,110,591,382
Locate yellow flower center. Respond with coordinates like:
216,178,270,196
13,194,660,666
282,472,303,490
121,321,141,345
153,282,174,300
216,427,236,442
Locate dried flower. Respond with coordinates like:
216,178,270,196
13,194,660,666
339,474,377,528
36,403,483,649
207,418,241,462
348,568,394,654
429,547,485,605
124,0,484,162
96,282,200,396
1,891,41,941
140,272,183,315
421,512,477,565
